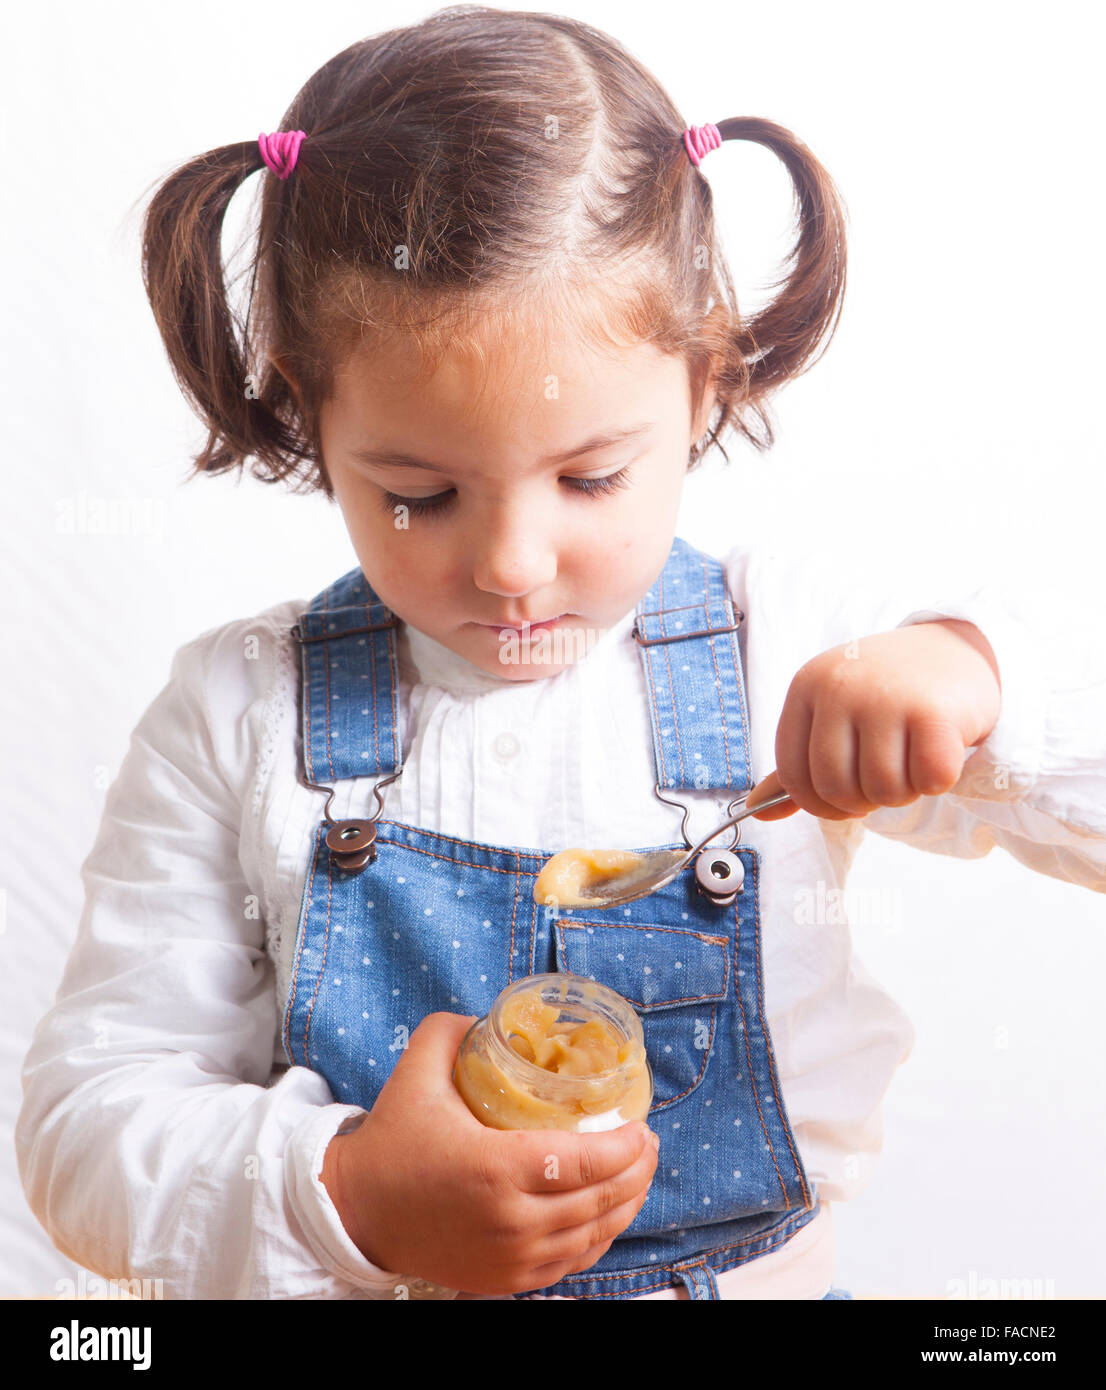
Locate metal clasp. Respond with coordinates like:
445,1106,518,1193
298,768,403,875
632,604,744,647
693,844,745,907
653,782,749,907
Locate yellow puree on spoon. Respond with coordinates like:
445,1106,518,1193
533,848,646,908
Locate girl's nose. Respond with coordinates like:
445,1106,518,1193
471,522,558,599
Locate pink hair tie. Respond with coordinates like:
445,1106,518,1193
683,123,722,168
258,130,307,180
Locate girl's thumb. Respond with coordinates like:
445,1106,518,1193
398,1010,480,1087
745,770,798,819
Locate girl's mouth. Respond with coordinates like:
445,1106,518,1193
482,614,567,633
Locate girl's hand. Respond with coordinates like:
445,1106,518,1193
744,619,1002,821
320,1012,659,1296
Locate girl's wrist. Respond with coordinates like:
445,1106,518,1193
321,1118,394,1270
321,1130,368,1258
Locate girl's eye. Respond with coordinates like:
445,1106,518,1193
378,465,633,518
378,488,455,518
567,465,633,500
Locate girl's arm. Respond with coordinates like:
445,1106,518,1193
730,543,1106,892
860,587,1106,890
15,619,405,1299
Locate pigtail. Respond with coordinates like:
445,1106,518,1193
700,117,849,454
138,141,305,485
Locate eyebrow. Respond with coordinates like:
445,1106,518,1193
348,423,656,472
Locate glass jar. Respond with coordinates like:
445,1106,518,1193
453,972,653,1132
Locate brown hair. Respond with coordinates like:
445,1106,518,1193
139,4,847,499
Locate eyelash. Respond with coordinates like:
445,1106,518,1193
378,466,634,518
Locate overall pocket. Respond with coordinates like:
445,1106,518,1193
554,919,729,1109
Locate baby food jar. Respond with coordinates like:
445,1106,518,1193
453,972,653,1132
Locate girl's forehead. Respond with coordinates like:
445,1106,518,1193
331,327,682,414
325,269,674,394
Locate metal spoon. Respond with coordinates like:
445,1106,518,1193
537,786,795,909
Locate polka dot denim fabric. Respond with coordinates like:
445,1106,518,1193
283,537,823,1300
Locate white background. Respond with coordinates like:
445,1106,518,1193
2,0,1104,1298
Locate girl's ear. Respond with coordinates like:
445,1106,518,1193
698,383,717,435
691,374,718,443
269,351,302,405
691,302,730,440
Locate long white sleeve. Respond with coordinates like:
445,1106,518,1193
728,543,1105,894
863,576,1106,892
15,622,404,1299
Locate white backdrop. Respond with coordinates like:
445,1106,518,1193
3,0,1104,1299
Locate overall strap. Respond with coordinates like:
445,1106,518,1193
632,536,753,793
291,566,403,781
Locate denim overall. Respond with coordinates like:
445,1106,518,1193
282,535,828,1299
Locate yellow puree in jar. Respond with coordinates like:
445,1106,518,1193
533,848,646,908
502,989,631,1074
454,984,652,1130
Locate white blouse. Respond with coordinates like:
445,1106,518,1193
16,541,1106,1299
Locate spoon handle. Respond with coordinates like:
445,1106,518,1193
684,787,794,860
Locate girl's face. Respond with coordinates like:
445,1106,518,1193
314,317,714,682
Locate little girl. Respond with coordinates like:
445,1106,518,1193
17,6,1106,1301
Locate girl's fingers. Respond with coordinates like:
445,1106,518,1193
857,719,915,808
481,1151,658,1297
777,698,853,820
906,711,968,797
807,701,871,814
530,1182,654,1272
507,1122,653,1195
528,1133,658,1237
779,688,927,819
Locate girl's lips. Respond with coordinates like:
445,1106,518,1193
483,614,566,632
